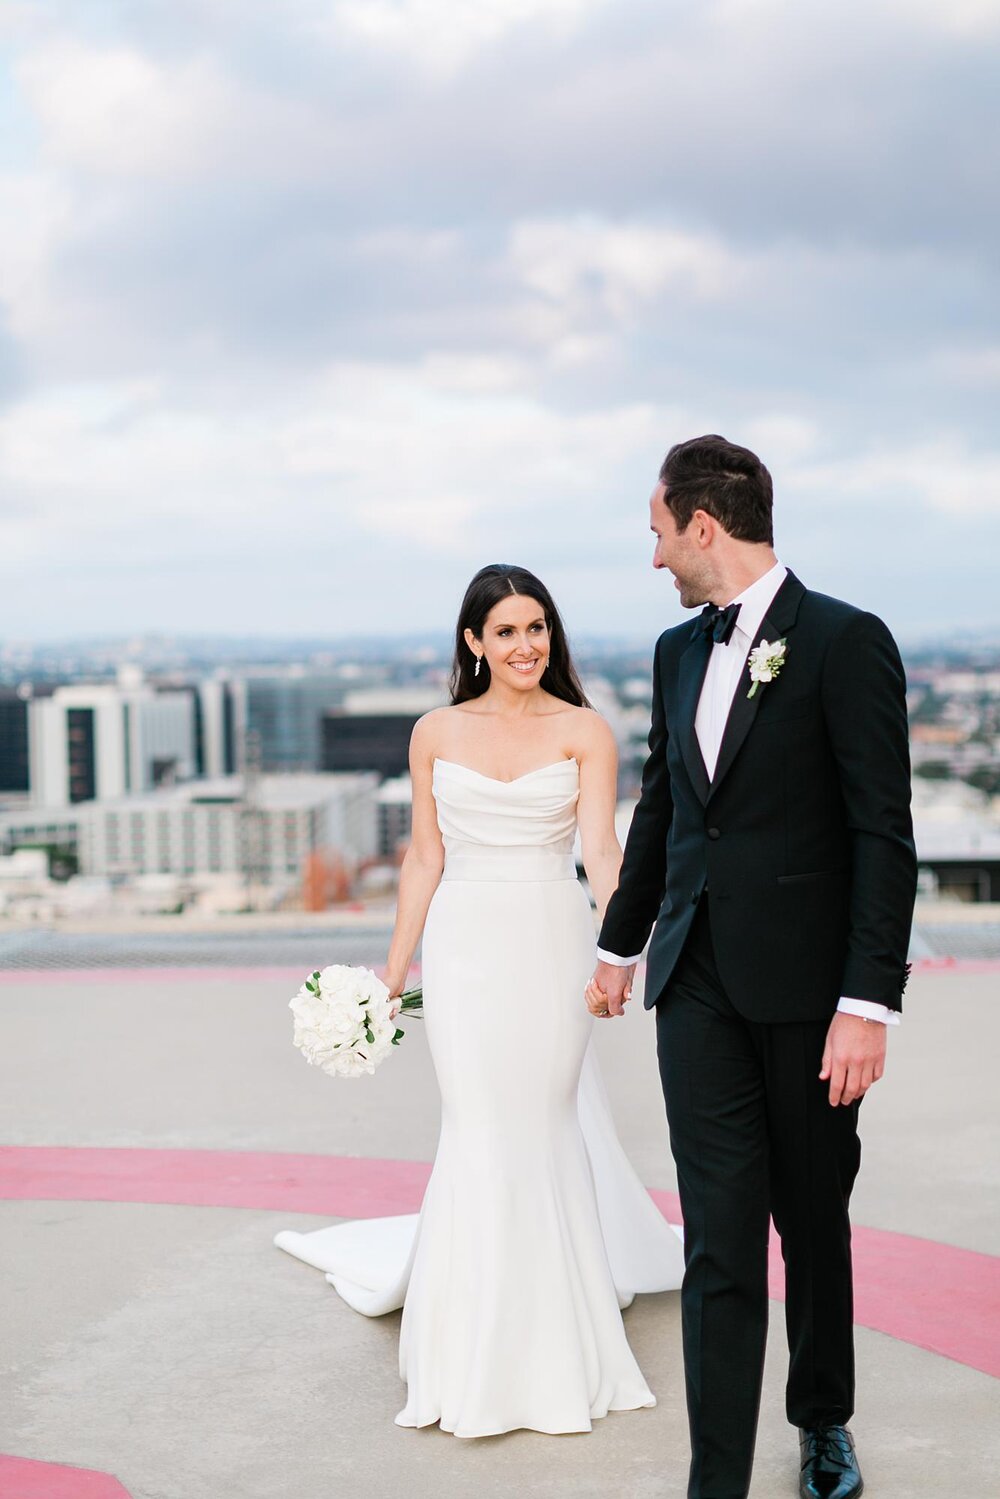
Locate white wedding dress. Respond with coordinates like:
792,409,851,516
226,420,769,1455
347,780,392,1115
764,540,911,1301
275,756,684,1437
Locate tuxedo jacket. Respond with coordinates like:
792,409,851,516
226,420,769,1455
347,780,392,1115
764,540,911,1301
598,571,918,1022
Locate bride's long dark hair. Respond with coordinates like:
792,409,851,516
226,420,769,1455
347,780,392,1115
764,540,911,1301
449,563,591,708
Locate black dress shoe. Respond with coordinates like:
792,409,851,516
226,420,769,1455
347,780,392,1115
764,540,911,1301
798,1425,863,1499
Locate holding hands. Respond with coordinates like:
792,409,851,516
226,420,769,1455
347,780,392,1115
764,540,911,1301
585,959,636,1019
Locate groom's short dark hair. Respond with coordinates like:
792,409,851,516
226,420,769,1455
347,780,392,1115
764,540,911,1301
660,435,773,544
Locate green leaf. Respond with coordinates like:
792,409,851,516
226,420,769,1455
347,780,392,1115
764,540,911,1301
365,1027,375,1044
393,1028,405,1042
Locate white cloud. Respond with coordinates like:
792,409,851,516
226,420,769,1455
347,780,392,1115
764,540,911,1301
0,170,78,344
278,357,671,546
712,0,1000,41
0,363,676,574
884,0,1000,38
14,38,316,180
325,0,610,76
508,217,740,323
417,352,532,393
929,347,1000,385
742,415,822,467
0,1,997,636
793,438,1000,518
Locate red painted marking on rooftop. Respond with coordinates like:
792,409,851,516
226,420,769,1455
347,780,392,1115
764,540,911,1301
0,1453,133,1497
2,1146,998,1380
911,956,1000,973
650,1187,1000,1381
0,1145,431,1218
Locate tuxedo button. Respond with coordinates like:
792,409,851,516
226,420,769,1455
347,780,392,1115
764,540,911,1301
707,827,721,840
690,890,700,905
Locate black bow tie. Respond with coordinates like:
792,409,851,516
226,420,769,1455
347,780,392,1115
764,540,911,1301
697,601,742,645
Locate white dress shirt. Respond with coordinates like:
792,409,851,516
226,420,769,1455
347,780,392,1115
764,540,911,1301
598,560,898,1025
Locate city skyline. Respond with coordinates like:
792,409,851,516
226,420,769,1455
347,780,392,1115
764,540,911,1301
1,2,998,643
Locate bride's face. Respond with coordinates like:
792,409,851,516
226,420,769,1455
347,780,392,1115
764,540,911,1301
466,595,551,689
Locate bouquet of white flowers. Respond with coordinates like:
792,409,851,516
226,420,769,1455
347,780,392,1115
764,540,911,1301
289,964,423,1079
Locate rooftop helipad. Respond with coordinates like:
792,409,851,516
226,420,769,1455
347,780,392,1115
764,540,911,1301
1,953,997,1499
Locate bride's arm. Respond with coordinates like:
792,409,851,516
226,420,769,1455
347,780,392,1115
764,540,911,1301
383,715,445,1003
576,713,624,921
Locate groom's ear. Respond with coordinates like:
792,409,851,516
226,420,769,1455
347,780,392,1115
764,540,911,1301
690,509,716,548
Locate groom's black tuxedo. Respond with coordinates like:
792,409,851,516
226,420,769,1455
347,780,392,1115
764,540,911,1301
600,569,916,1018
599,570,917,1499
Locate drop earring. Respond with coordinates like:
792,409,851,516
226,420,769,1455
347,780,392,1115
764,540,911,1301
474,656,482,678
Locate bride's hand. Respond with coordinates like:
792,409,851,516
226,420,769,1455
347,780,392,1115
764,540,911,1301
585,978,610,1017
585,962,634,1018
384,971,405,1020
585,977,630,1017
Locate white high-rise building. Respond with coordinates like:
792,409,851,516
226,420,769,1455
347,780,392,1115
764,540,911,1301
27,669,197,807
198,674,246,778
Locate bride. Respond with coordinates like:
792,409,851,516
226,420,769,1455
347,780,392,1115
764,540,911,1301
275,562,683,1437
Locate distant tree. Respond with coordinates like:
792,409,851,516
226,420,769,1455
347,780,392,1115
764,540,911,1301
913,761,953,781
909,689,947,724
14,841,78,881
965,766,1000,796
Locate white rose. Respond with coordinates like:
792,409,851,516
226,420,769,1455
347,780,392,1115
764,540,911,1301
289,963,402,1079
327,1046,375,1078
316,965,363,1004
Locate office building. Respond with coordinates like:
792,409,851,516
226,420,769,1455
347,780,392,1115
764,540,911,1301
0,686,33,793
242,671,347,772
71,772,378,882
322,687,443,780
376,775,413,857
27,671,197,807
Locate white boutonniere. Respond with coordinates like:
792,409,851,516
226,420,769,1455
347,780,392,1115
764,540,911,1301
747,638,788,699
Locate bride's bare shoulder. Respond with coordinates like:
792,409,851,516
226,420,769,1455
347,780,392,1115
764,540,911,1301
564,704,616,758
410,704,465,756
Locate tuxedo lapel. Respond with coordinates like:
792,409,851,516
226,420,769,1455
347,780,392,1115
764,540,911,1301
708,571,806,800
676,629,713,805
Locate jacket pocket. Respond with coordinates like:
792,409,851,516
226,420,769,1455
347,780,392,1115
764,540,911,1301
777,867,844,885
757,693,816,724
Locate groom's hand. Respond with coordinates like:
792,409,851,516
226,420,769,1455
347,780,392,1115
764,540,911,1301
585,960,636,1018
820,1012,887,1106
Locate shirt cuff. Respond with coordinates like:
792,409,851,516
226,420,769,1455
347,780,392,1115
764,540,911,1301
837,997,900,1026
596,947,644,967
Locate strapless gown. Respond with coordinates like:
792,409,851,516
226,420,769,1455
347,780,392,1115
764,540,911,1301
275,756,684,1437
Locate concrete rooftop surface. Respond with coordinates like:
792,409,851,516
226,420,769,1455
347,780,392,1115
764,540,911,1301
0,950,998,1499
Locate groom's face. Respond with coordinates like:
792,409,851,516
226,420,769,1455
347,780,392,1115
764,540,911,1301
650,484,713,608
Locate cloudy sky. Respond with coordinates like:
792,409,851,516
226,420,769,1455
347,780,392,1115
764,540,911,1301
1,0,998,647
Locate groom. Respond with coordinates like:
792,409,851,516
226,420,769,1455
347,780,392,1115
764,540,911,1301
589,435,917,1499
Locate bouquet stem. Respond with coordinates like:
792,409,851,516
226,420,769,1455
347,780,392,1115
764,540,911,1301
396,985,424,1017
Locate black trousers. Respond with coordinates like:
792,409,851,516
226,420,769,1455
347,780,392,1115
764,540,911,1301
656,897,861,1499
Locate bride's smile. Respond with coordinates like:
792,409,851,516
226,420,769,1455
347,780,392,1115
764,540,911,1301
463,594,555,695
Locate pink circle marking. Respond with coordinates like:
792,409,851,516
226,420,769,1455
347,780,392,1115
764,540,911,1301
0,1453,133,1497
1,1144,997,1380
